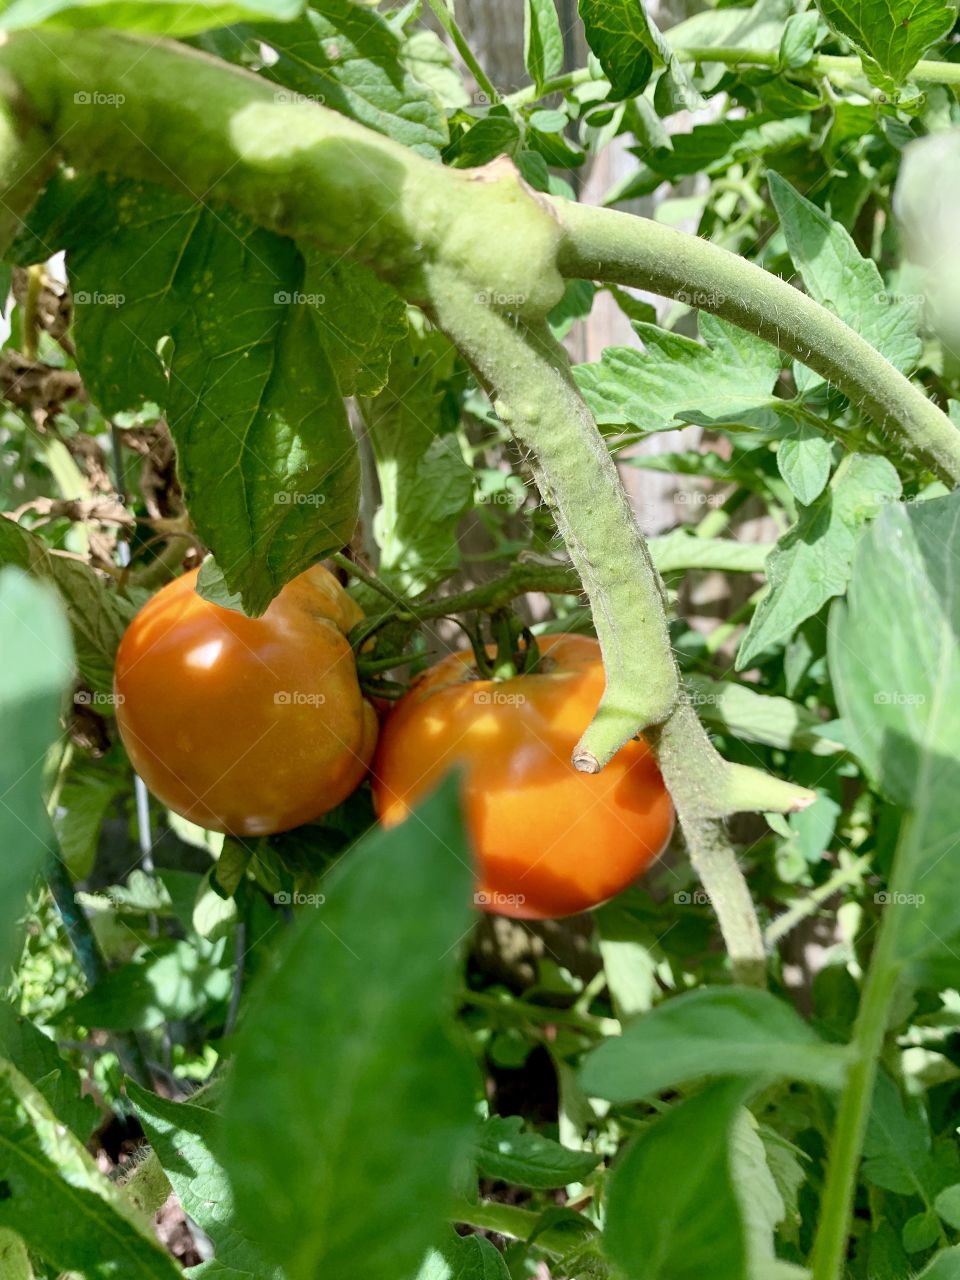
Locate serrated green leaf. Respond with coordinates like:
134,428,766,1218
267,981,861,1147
575,312,782,437
581,988,849,1103
364,331,472,594
777,424,832,505
202,1,448,157
303,251,407,397
128,1083,281,1280
863,1073,936,1196
828,492,960,965
0,517,136,697
579,0,693,104
59,940,231,1031
769,172,922,374
0,1003,98,1142
27,171,360,616
0,569,73,977
525,0,564,88
401,29,470,111
474,1116,600,1189
605,1081,752,1280
813,0,954,85
613,115,811,199
445,116,521,168
221,776,478,1280
0,1059,181,1278
0,0,301,37
738,453,901,669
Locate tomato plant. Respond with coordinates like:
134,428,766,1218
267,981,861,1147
1,1,960,1279
373,635,674,918
114,565,378,836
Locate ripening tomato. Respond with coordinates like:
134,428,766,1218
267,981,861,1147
371,634,673,919
114,565,377,836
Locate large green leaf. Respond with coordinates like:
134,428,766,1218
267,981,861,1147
0,1059,181,1278
604,1082,752,1280
18,171,359,615
580,988,850,1103
0,569,73,976
221,776,478,1280
829,493,960,965
769,173,922,375
813,0,954,85
0,1003,98,1141
575,312,782,437
0,0,301,36
0,517,136,697
738,453,901,669
203,0,448,158
127,1083,281,1279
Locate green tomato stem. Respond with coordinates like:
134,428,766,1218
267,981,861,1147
552,198,960,487
810,818,911,1279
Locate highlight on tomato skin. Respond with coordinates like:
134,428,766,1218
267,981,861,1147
370,633,675,920
113,564,378,838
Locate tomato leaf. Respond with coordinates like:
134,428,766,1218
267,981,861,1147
127,1083,282,1280
580,987,850,1102
0,516,138,697
769,172,922,376
363,330,473,594
0,1003,98,1142
777,424,833,506
812,0,954,86
0,0,301,36
578,0,694,105
524,0,564,89
474,1116,600,1189
220,775,478,1280
829,492,960,968
0,1060,182,1279
0,569,73,977
415,1231,511,1280
303,251,408,397
604,1081,752,1280
738,453,901,669
17,171,360,616
575,312,782,437
200,0,448,158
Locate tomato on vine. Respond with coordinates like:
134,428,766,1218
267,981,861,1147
114,565,377,836
371,633,673,919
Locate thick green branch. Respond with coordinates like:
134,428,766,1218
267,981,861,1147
427,267,679,769
552,199,960,487
0,30,565,320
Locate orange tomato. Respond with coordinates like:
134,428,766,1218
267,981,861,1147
371,634,673,919
114,565,377,836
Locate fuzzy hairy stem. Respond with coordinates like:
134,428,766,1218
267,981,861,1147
427,267,678,768
552,200,960,486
